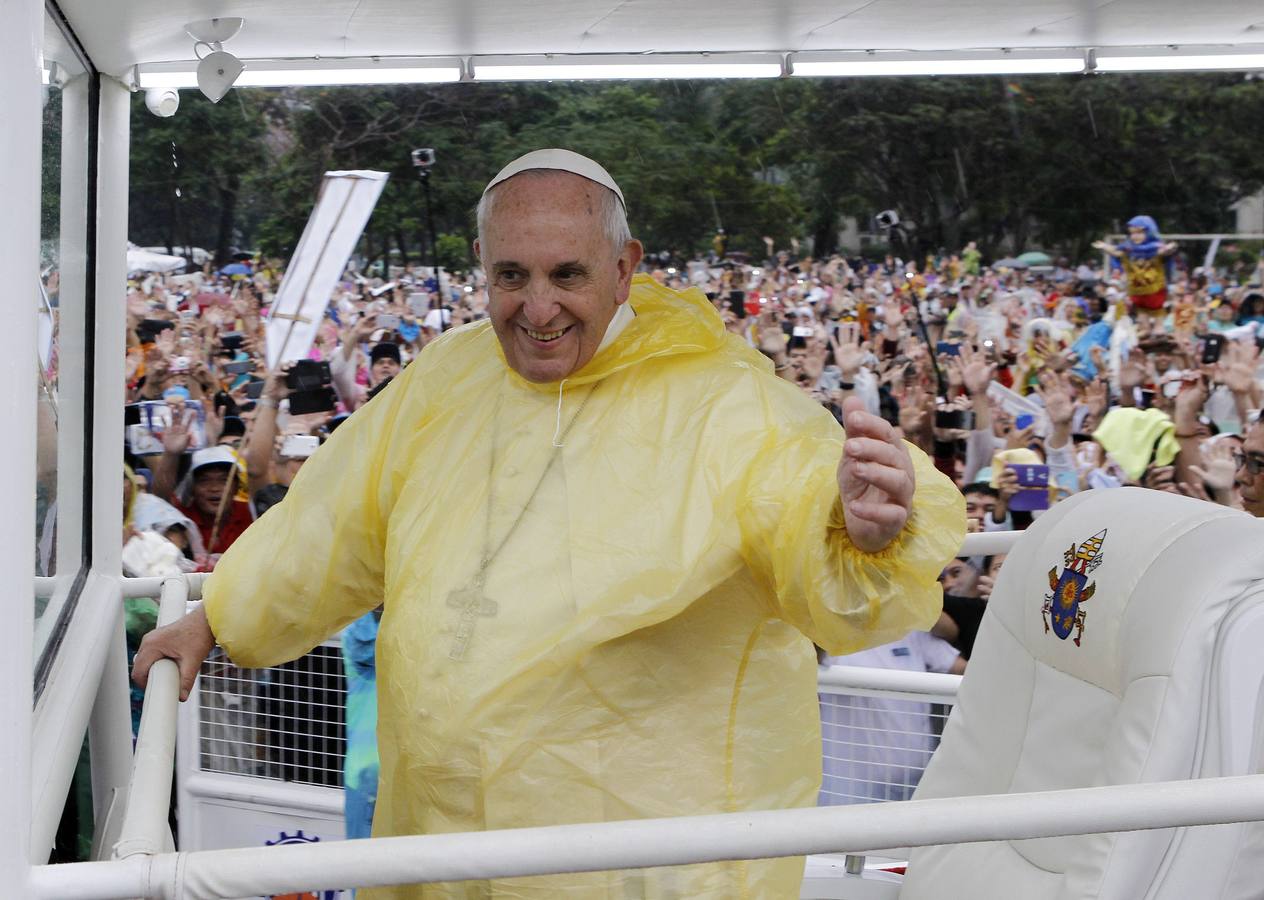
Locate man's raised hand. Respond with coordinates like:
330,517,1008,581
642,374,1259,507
838,396,915,553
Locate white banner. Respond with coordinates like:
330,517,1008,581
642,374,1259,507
265,170,389,369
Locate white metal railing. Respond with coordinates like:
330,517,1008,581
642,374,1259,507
957,530,1019,557
818,665,960,705
35,538,1022,896
818,668,958,807
120,572,208,599
111,577,189,860
28,774,1264,899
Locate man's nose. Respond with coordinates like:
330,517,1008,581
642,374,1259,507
521,287,561,327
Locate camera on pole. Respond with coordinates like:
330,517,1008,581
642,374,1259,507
410,148,442,295
875,208,942,396
411,148,436,170
875,209,900,230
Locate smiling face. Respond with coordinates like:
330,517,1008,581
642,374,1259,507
475,172,642,383
191,465,232,517
1238,421,1264,516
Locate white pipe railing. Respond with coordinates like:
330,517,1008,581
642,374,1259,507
121,572,207,600
818,665,961,705
111,577,189,860
958,530,1019,557
68,535,1009,893
29,773,1264,899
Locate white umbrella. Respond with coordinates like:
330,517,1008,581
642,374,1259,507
127,243,186,274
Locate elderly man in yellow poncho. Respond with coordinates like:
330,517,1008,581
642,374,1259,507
135,149,964,898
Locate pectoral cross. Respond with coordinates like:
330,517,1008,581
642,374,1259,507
447,586,499,660
271,310,313,324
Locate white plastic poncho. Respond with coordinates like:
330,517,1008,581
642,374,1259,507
203,274,965,898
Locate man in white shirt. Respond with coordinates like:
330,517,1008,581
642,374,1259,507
819,631,964,804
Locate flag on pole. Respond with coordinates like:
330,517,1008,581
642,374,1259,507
265,170,389,370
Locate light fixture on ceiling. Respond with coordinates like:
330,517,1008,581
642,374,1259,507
470,54,783,81
185,17,244,45
136,57,463,90
144,87,180,117
184,17,246,103
1093,48,1264,72
789,50,1084,77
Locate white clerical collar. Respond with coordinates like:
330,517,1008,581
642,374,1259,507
596,302,636,355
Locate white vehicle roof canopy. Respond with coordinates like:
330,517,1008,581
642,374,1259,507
53,0,1264,83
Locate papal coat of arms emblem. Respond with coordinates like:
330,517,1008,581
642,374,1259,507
1042,528,1107,646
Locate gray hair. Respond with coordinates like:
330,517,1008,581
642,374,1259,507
476,170,632,261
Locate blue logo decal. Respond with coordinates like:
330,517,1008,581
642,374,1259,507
1041,529,1106,647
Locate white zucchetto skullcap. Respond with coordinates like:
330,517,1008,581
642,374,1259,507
483,148,625,209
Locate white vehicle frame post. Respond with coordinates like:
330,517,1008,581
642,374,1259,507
0,0,46,893
86,70,137,851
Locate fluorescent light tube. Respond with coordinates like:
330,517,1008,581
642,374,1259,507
473,62,780,81
137,61,462,90
236,68,461,86
1094,53,1264,72
792,57,1083,77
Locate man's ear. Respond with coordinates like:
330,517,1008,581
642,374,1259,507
614,240,644,304
473,238,481,261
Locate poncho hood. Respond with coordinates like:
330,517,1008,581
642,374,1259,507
493,273,749,392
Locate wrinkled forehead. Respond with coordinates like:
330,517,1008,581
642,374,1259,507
480,173,611,263
487,170,607,219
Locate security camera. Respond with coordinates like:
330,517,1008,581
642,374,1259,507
411,148,436,168
875,210,900,229
197,50,244,103
144,88,180,117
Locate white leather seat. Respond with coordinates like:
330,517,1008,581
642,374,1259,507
895,488,1264,900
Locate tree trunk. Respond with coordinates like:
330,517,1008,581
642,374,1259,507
812,205,838,258
394,229,410,267
214,174,240,267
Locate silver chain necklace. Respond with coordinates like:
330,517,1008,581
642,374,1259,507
446,383,596,660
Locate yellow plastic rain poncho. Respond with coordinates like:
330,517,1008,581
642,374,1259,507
204,274,964,899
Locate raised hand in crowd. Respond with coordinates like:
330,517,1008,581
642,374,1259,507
1217,341,1262,423
1036,370,1075,445
244,363,295,496
1142,464,1181,495
161,407,195,456
756,309,789,375
898,384,933,452
956,343,995,398
1188,439,1241,508
1117,348,1150,404
202,397,225,448
829,324,866,381
1081,377,1109,431
340,313,381,361
1005,421,1035,451
994,465,1020,521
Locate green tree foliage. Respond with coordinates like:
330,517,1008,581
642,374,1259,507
129,74,1264,267
435,233,472,271
128,90,272,264
746,73,1264,259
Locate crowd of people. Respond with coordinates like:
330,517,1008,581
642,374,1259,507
115,228,1264,810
